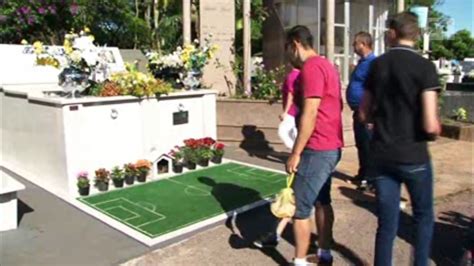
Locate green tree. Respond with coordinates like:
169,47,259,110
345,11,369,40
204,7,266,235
0,0,81,44
445,29,474,60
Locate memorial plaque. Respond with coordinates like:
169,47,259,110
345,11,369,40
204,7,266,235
200,0,236,96
173,111,189,125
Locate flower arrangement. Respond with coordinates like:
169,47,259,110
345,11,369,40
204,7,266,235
169,146,184,163
135,159,151,182
32,28,109,79
94,168,110,191
108,64,173,97
182,137,217,167
147,38,218,90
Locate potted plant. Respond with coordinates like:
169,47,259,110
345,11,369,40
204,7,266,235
111,166,124,188
183,138,200,170
123,163,136,185
77,171,90,196
196,146,214,167
135,159,151,182
212,143,225,164
170,146,184,173
94,168,110,192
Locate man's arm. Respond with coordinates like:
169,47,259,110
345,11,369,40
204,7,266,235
358,90,372,123
421,90,441,138
286,97,320,173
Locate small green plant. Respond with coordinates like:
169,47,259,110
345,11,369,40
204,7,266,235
453,107,468,121
110,166,124,180
123,163,137,176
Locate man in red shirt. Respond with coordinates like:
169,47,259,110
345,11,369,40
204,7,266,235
285,25,344,265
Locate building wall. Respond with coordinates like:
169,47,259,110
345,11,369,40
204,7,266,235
263,0,395,84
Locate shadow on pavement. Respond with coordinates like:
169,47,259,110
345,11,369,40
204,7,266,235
339,186,473,265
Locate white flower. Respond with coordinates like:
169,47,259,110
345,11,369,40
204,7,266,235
73,36,95,51
70,50,82,63
82,50,98,66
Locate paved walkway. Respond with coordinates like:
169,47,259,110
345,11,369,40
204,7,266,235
1,138,472,266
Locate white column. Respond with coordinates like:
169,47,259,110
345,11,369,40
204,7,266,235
243,0,252,95
183,0,191,45
397,0,405,13
423,32,430,57
316,0,321,53
326,0,335,63
369,0,374,36
343,0,350,85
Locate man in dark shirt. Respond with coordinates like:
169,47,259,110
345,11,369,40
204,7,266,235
360,12,441,266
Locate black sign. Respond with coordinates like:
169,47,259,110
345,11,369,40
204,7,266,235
173,111,189,125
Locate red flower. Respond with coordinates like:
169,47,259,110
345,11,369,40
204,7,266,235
215,143,225,150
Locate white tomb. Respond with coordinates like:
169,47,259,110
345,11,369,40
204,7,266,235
0,45,217,198
0,172,26,231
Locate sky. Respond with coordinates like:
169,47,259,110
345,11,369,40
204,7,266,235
436,0,473,36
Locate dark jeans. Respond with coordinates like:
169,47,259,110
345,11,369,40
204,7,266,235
352,111,372,179
373,161,434,266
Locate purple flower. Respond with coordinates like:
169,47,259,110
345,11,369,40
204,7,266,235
20,6,31,15
38,7,47,15
48,5,56,14
0,15,7,23
27,16,35,25
70,3,79,15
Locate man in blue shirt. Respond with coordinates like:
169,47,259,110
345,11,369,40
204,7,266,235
346,32,376,188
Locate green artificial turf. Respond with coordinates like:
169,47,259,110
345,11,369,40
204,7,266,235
78,162,286,238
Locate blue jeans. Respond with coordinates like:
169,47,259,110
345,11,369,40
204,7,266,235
353,111,373,178
374,162,434,266
293,149,341,219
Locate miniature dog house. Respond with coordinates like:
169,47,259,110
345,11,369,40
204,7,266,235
153,154,173,176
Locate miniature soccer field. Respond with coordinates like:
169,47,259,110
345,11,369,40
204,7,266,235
78,162,286,238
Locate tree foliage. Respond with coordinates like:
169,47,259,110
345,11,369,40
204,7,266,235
432,30,474,60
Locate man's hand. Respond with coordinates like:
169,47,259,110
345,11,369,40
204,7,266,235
279,112,286,121
286,153,301,174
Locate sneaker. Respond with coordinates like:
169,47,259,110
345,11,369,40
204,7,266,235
253,232,278,248
307,254,333,266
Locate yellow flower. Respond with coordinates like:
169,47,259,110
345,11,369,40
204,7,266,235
21,39,28,45
89,35,95,42
33,41,44,54
63,39,73,55
84,26,91,33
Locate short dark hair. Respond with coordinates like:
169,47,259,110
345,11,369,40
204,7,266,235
286,25,314,49
387,11,420,41
354,31,373,49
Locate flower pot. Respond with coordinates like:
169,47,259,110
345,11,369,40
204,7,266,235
187,162,197,170
124,175,135,185
198,159,209,167
96,182,109,192
78,186,90,196
173,163,183,173
113,178,124,188
137,172,148,183
211,156,223,164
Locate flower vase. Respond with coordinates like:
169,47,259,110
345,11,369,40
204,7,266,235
113,179,124,188
182,69,202,90
187,162,197,170
211,156,223,164
137,172,148,183
78,186,90,196
124,175,135,185
96,182,109,192
198,159,209,167
173,161,184,173
58,67,90,98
